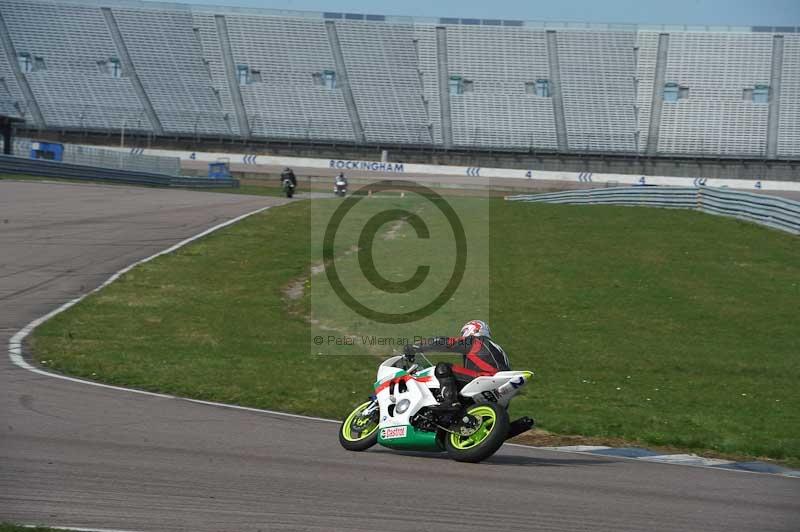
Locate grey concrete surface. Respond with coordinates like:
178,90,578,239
1,180,798,532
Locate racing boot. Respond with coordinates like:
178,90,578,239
433,362,460,411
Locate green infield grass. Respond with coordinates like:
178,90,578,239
29,196,800,465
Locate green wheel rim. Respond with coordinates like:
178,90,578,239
449,405,497,450
341,401,379,442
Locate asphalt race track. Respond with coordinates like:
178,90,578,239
1,180,798,532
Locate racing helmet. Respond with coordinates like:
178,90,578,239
460,320,491,338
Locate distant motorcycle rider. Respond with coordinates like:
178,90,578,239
403,320,510,407
334,172,348,196
281,167,297,188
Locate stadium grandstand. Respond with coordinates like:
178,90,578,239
0,0,797,161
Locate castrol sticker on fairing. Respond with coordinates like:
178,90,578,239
380,426,407,439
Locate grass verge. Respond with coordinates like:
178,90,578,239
200,177,291,197
30,198,800,466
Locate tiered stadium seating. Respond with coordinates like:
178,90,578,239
557,30,639,152
0,0,796,159
190,13,242,137
0,0,149,131
112,8,229,135
778,35,800,158
633,32,661,152
412,25,444,145
27,71,149,130
220,14,355,142
336,20,431,144
0,43,25,118
445,25,557,150
657,32,773,156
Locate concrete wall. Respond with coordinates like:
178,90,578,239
23,129,800,181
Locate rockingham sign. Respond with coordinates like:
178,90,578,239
329,159,405,173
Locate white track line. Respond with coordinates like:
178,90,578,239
23,525,142,532
503,442,799,478
8,202,339,423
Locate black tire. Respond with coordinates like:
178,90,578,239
338,400,379,452
444,402,509,463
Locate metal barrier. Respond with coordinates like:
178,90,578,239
2,138,182,176
507,186,800,235
0,155,239,189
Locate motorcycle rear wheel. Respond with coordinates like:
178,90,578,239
339,400,379,451
444,402,509,463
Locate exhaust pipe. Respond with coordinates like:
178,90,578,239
506,416,535,440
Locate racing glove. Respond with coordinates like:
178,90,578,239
402,343,420,361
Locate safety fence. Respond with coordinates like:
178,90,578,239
506,186,800,235
0,155,239,189
2,138,181,176
116,146,800,192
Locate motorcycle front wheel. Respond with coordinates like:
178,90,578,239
339,400,379,451
444,402,509,463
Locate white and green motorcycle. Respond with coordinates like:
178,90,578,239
339,352,535,463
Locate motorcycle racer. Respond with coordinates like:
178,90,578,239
281,167,297,187
403,320,510,408
340,319,535,461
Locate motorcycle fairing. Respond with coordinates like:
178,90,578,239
374,360,441,450
459,371,534,406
